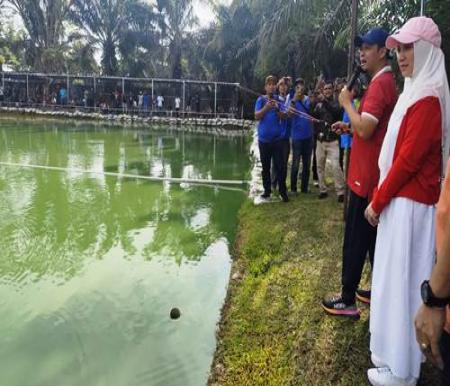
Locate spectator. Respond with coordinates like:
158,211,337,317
415,159,450,386
175,96,181,117
289,78,313,194
322,28,397,318
138,91,143,110
271,78,290,192
156,94,164,111
143,92,150,112
365,17,450,386
313,81,345,201
254,75,289,202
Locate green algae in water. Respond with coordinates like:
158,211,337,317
0,120,250,386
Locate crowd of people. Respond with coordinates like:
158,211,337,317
0,79,238,117
255,17,450,386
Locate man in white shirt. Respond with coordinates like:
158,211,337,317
174,96,181,117
157,95,164,110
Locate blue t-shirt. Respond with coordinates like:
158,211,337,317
255,96,284,143
143,95,149,108
291,96,313,141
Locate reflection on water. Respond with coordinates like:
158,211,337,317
0,120,250,386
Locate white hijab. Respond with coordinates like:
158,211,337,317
378,40,450,185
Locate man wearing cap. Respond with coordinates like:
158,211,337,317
322,28,398,318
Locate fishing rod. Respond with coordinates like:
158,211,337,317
238,85,327,125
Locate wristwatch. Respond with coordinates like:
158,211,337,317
420,280,450,308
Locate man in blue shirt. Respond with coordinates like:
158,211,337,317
289,78,313,194
255,75,288,202
271,78,291,191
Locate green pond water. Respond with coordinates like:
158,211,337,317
0,118,250,386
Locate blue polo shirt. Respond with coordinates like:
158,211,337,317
255,96,284,143
277,94,290,140
291,96,313,140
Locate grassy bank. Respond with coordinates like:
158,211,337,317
209,191,440,386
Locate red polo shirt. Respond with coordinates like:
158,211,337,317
347,68,398,200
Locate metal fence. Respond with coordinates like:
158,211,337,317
0,72,242,118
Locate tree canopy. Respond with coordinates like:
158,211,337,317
1,0,449,87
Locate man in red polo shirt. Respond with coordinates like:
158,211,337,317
322,28,398,318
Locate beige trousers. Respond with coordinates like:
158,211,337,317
316,140,345,196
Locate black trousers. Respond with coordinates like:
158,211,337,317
312,137,319,181
341,190,377,304
271,139,290,189
259,140,287,196
441,331,450,385
291,137,313,193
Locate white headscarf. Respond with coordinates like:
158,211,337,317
378,39,450,185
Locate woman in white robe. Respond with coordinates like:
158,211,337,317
364,17,450,386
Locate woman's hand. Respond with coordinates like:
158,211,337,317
365,203,380,227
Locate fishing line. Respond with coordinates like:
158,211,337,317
238,85,328,126
0,162,249,190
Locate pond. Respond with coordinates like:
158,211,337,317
0,118,251,386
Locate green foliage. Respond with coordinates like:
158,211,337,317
3,0,450,85
8,0,71,72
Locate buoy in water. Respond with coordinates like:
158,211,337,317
170,308,181,320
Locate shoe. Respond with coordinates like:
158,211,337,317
318,192,328,199
280,193,289,203
321,294,360,319
371,354,387,368
356,288,371,305
260,192,270,199
313,181,319,187
337,194,344,203
367,367,417,386
289,190,298,197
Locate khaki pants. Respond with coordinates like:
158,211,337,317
316,140,345,196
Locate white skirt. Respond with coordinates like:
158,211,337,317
370,197,436,380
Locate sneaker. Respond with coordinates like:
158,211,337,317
280,193,289,203
321,294,360,319
289,190,298,197
371,354,387,368
318,192,328,199
313,181,319,187
260,192,271,199
367,367,417,386
356,288,371,305
337,194,345,203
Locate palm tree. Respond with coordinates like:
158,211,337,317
69,0,130,75
156,0,198,79
118,0,160,77
8,0,72,72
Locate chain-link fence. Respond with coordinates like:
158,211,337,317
0,72,242,118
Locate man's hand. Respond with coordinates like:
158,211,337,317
364,203,379,227
332,121,350,135
338,86,353,108
415,304,446,370
266,99,278,110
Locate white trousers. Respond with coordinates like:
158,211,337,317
370,197,435,380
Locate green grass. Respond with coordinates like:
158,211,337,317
208,190,440,386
